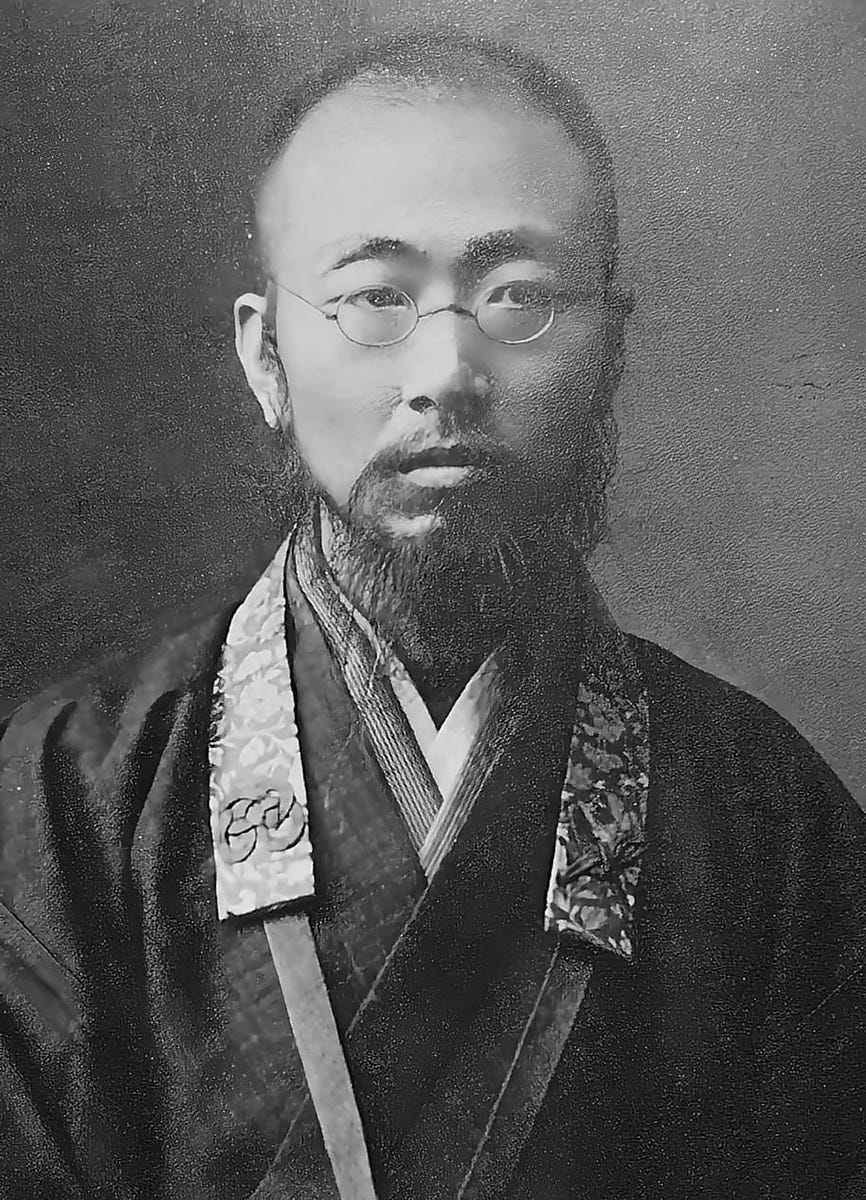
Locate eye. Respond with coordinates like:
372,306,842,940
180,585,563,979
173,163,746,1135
346,285,412,312
485,280,554,310
337,285,417,346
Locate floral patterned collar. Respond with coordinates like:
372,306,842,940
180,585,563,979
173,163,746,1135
208,536,650,959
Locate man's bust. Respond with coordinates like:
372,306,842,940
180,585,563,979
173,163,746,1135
1,31,864,1200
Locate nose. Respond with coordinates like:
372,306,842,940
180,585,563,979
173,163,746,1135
399,310,491,420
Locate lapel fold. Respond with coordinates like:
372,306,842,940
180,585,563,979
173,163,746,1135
385,947,595,1200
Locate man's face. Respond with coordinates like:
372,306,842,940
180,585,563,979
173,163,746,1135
254,80,614,554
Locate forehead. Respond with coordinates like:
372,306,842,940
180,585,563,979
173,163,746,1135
258,81,598,275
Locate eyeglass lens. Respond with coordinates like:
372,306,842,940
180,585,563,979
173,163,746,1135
338,287,415,346
336,282,556,347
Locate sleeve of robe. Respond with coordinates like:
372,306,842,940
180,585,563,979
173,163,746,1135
0,674,140,1200
0,618,227,1200
640,640,866,1196
743,710,866,1193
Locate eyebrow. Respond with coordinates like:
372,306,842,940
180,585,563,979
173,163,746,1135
457,227,558,276
327,237,429,272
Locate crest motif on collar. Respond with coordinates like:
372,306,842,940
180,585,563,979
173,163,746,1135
208,541,650,957
208,544,314,919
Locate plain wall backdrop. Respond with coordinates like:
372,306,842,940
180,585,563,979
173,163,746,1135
2,0,865,803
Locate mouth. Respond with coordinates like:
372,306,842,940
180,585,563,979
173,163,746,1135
396,445,494,489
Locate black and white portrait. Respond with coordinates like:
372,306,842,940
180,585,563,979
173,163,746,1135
1,3,864,1198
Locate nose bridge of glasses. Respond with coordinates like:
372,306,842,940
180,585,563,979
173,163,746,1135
413,301,495,363
418,300,474,323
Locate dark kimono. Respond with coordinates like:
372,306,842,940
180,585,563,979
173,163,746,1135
1,558,865,1198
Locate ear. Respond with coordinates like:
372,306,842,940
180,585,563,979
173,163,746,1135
233,292,289,429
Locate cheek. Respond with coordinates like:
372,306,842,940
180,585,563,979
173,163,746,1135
490,329,606,475
276,318,395,503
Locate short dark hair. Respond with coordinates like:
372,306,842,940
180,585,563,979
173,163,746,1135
252,29,621,284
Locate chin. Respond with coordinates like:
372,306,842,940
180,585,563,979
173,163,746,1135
343,467,554,569
379,510,446,542
347,475,482,551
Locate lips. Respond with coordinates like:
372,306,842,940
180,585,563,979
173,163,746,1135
396,444,493,473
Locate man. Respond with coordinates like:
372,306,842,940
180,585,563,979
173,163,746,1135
1,31,864,1200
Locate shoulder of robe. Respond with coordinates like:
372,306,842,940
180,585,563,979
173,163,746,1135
0,602,237,969
627,632,851,787
1,602,235,775
627,632,866,957
629,639,866,1166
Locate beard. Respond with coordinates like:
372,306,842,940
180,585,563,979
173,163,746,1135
277,381,618,662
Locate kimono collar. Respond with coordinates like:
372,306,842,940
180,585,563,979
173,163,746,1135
208,537,650,959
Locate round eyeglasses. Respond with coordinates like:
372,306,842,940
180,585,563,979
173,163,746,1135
273,280,572,347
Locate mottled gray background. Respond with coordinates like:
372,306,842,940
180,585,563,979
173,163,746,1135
2,0,865,804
